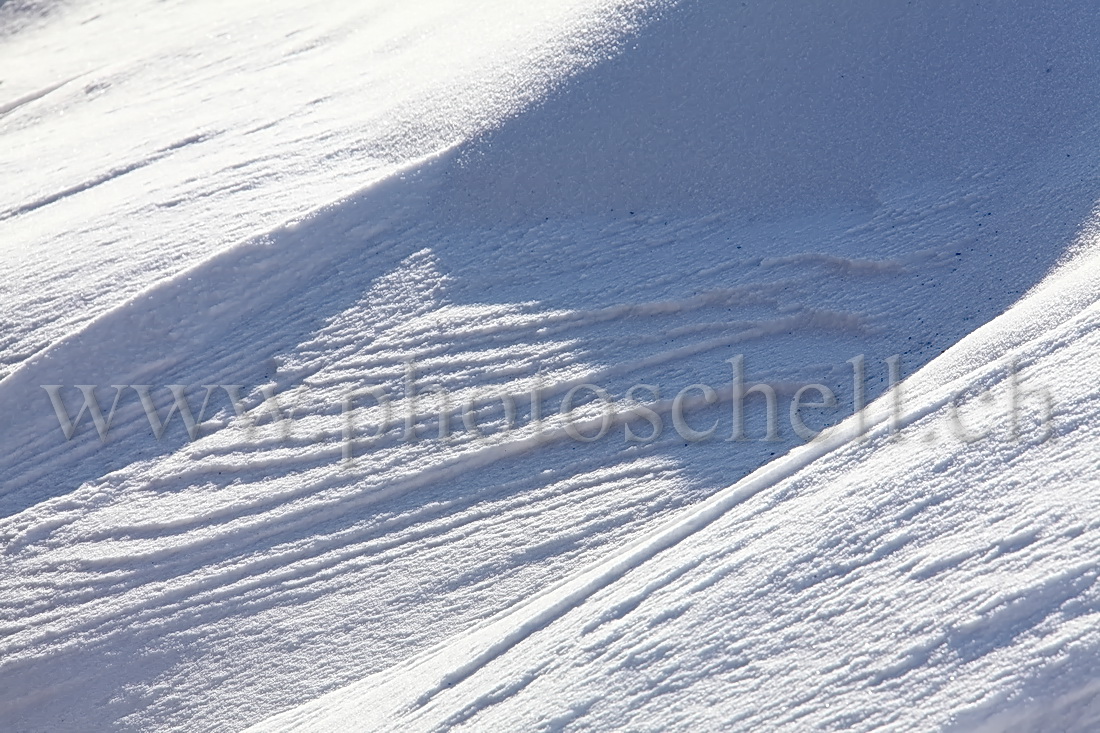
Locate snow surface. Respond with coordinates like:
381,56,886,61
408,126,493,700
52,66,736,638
1,0,1100,731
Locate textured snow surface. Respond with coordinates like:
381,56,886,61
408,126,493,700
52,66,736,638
256,248,1100,732
2,0,1100,731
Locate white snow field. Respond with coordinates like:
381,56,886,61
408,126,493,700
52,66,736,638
1,0,1099,731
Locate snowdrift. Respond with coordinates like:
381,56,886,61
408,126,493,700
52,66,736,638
1,0,1099,731
253,246,1100,731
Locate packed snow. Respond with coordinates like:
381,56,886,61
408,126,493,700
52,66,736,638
1,1,1099,731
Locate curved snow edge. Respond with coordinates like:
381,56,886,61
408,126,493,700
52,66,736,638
249,245,1100,732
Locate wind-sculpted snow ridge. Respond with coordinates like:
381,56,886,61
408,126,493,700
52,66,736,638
251,244,1100,733
3,0,1100,730
0,161,919,730
0,0,665,380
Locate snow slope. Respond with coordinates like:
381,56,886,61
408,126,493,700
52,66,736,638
1,0,1099,731
0,0,657,379
254,244,1100,732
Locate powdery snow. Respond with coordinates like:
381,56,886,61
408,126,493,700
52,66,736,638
1,1,1099,731
255,244,1100,731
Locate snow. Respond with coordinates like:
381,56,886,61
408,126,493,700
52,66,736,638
0,0,657,378
254,244,1100,731
1,0,1099,731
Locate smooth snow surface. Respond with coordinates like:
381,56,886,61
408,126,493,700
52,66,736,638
1,1,1099,731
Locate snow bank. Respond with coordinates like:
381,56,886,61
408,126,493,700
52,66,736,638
2,0,1099,730
252,239,1100,731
